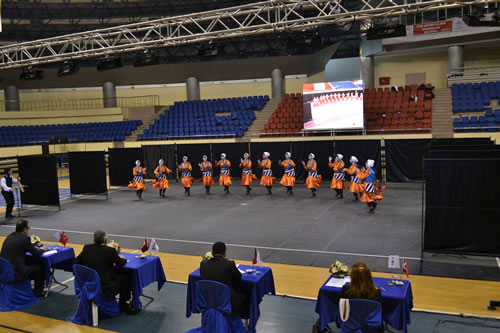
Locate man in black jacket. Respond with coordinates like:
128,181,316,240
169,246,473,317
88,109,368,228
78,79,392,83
75,230,134,313
0,220,47,297
200,241,250,318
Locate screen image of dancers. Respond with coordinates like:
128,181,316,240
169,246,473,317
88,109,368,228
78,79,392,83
198,155,214,195
216,153,232,194
304,91,363,130
178,156,193,196
279,152,296,195
239,153,254,195
153,159,171,198
128,160,146,199
258,152,274,195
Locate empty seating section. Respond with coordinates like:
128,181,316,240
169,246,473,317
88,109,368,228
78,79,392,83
260,93,303,137
452,81,500,132
0,120,142,147
139,95,269,140
364,84,433,134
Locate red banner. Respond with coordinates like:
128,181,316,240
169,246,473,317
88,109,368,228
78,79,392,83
413,20,452,35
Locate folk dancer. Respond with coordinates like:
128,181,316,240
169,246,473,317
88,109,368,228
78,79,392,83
357,159,384,214
258,152,274,194
153,159,171,198
344,156,364,202
302,153,322,197
329,154,346,199
178,156,193,196
216,153,232,194
239,153,254,195
198,155,214,195
279,152,296,195
128,160,146,199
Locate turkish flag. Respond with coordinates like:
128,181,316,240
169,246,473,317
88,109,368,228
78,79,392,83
141,238,150,253
403,259,409,278
59,231,68,246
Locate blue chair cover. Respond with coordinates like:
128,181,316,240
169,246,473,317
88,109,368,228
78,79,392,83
69,264,120,325
0,258,39,311
186,280,245,333
339,299,382,333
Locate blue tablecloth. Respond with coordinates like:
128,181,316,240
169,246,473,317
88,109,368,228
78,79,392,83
120,253,167,311
186,264,275,333
315,276,413,333
26,244,75,288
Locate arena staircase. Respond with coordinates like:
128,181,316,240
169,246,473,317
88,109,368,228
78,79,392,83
243,98,281,139
125,106,167,141
431,88,454,138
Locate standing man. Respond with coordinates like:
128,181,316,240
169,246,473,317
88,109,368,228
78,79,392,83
0,220,48,297
1,168,18,219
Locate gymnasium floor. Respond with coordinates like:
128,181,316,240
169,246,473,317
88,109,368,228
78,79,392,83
1,175,499,332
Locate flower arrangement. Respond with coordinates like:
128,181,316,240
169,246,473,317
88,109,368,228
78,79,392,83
31,234,41,245
329,260,350,277
107,240,121,253
201,251,213,262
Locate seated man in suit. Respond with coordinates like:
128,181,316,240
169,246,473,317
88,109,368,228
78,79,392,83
200,241,250,318
75,230,135,314
0,220,48,297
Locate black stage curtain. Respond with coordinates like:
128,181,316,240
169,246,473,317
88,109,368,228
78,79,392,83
18,155,60,206
176,144,211,179
385,139,431,182
425,149,500,159
290,140,333,180
108,148,144,186
250,142,291,178
142,145,176,180
423,158,500,255
211,143,250,178
334,140,382,179
68,151,107,194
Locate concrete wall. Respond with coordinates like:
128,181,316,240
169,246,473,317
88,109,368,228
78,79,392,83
325,58,361,82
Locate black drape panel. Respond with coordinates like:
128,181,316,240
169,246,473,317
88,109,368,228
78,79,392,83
176,144,211,178
290,140,333,180
108,148,144,186
423,158,500,255
211,143,250,178
333,140,382,179
18,155,60,206
425,150,500,159
250,142,291,178
142,145,176,179
385,139,431,182
68,151,107,194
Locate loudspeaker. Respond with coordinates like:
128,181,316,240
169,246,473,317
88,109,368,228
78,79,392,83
42,144,50,155
49,136,57,144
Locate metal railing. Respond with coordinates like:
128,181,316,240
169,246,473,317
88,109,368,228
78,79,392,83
0,95,160,112
448,64,500,86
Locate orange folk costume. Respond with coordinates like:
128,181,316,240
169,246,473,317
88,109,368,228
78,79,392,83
128,166,146,191
345,163,364,201
240,160,253,186
357,165,385,214
329,160,347,190
178,161,193,195
304,159,322,197
153,166,171,189
200,161,215,189
280,159,296,188
216,160,232,187
259,159,275,191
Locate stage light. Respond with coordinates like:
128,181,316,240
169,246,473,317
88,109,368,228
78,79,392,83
463,12,500,27
20,66,44,80
96,56,123,71
57,60,80,77
197,44,226,58
133,50,160,67
366,24,406,40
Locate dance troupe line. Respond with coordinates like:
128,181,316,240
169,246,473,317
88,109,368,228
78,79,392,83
128,152,385,214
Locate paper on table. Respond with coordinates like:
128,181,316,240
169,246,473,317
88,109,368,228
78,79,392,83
325,276,351,288
42,250,58,256
236,264,246,274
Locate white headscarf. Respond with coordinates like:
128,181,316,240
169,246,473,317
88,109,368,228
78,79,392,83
263,152,270,158
135,160,140,166
337,154,343,160
221,153,226,159
158,159,164,164
202,155,208,161
309,153,315,159
285,152,291,158
351,156,358,163
243,153,249,158
366,159,375,168
182,156,188,162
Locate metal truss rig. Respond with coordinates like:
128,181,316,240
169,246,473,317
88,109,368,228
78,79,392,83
0,0,497,69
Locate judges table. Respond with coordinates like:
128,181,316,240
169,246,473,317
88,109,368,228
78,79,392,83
120,252,167,311
315,276,413,333
26,244,75,294
186,265,276,333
